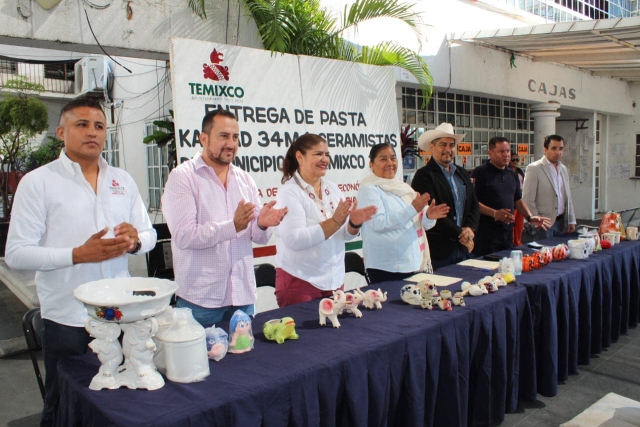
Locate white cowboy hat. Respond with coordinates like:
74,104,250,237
417,123,466,150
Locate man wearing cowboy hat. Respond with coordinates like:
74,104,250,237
411,123,480,270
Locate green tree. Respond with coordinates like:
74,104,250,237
26,136,65,172
188,0,432,104
0,76,49,219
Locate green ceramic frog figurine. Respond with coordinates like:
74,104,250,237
262,317,299,344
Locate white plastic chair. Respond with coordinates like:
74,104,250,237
256,286,279,313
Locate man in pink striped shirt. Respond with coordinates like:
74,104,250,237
162,110,287,327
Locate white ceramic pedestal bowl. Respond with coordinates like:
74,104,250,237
74,277,177,323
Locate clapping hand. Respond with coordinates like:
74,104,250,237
72,227,131,264
426,199,450,220
348,199,377,226
258,201,288,228
114,222,139,252
234,200,256,232
411,192,431,213
331,199,352,226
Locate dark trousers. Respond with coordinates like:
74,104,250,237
475,228,514,257
41,319,91,427
366,269,417,285
431,245,473,271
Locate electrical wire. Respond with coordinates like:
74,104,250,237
83,7,133,73
114,70,169,98
82,0,113,10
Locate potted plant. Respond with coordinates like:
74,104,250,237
0,76,49,254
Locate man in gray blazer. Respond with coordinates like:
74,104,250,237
522,134,576,241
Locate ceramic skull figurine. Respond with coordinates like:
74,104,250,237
417,280,438,299
400,284,423,306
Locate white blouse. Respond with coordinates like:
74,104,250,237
274,172,357,290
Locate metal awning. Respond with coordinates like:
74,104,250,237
453,16,640,82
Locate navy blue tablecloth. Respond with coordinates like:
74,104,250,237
56,278,534,427
489,237,640,397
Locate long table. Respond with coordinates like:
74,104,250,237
54,238,640,426
56,277,535,427
490,237,640,397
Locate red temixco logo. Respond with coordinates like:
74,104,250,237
112,180,119,187
203,49,230,81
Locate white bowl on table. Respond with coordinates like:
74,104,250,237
74,277,177,323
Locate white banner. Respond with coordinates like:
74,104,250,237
170,38,401,204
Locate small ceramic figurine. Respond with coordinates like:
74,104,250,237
228,310,254,353
436,299,452,311
357,288,388,310
340,291,364,318
421,297,433,310
319,291,346,328
400,284,423,306
462,281,488,297
119,317,164,390
452,292,465,306
439,289,452,300
492,273,507,288
263,317,299,344
205,327,229,361
85,319,123,390
417,280,438,299
478,276,498,293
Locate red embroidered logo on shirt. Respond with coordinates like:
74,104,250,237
110,179,125,196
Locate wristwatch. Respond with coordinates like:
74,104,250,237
129,239,142,255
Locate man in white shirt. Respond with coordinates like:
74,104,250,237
6,97,156,427
161,109,287,327
522,134,576,241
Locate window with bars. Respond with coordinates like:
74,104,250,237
402,88,534,170
146,123,170,210
102,130,120,167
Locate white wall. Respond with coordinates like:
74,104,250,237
606,84,640,213
557,118,595,220
0,0,262,56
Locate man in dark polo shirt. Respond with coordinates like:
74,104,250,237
472,137,551,256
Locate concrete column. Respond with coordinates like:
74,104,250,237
530,101,561,159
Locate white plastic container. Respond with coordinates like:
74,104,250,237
154,308,210,383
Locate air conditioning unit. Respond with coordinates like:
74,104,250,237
74,55,114,99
